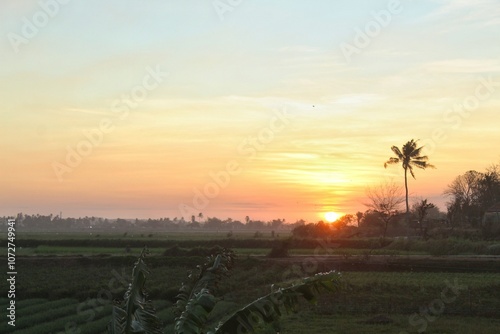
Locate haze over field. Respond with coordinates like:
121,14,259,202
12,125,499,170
1,0,499,222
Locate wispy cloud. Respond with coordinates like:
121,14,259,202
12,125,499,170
420,59,500,74
427,0,500,28
327,94,386,106
277,45,322,53
64,108,113,116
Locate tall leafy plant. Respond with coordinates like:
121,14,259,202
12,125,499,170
174,249,235,334
109,248,341,334
108,248,162,334
210,271,341,334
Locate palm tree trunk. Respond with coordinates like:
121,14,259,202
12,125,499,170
404,167,409,225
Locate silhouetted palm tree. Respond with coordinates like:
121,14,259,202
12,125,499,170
384,139,435,223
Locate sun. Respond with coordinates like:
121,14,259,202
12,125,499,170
324,211,340,223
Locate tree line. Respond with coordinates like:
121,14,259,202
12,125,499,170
445,165,500,228
3,140,499,238
0,213,293,232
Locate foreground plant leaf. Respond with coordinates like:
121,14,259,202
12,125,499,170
210,271,341,334
108,248,162,334
175,249,234,334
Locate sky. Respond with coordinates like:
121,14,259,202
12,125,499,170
1,0,499,223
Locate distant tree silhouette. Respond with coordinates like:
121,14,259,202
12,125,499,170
412,198,436,238
384,139,435,224
292,221,333,238
355,211,363,226
334,214,356,230
365,181,405,238
444,165,500,226
444,170,481,226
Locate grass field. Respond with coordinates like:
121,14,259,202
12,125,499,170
1,232,500,333
8,230,291,241
2,269,500,333
6,297,499,334
0,245,429,257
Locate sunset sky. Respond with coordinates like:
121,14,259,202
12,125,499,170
1,0,499,223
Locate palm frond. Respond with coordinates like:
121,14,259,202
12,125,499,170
402,139,417,155
408,165,416,179
384,157,400,168
410,160,435,170
385,139,435,180
403,140,424,158
390,146,404,160
412,155,428,161
210,271,341,334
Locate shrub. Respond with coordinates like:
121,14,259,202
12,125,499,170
267,240,290,258
163,245,225,257
426,239,488,256
163,245,186,256
487,244,500,255
254,231,263,238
